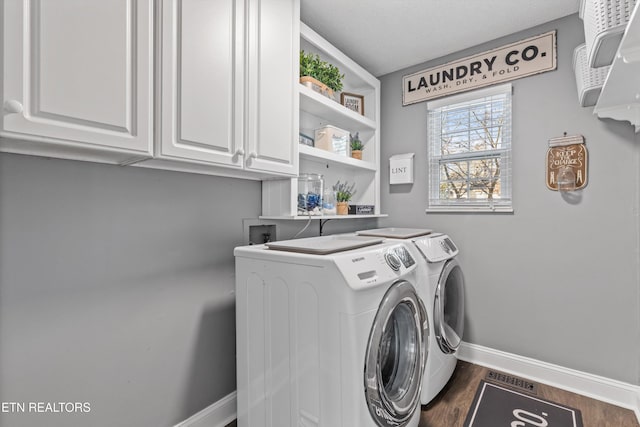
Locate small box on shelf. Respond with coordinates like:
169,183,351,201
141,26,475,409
314,125,350,156
348,205,375,215
299,133,314,147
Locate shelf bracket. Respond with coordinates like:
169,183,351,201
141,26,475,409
319,219,333,236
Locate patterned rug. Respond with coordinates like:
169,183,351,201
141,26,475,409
463,380,583,427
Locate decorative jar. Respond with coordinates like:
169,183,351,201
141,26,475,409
297,173,324,216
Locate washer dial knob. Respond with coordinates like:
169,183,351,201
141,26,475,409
384,251,402,271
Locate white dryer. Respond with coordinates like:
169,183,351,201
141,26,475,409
356,228,465,405
234,235,429,427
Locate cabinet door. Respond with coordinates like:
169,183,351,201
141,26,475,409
160,0,244,168
245,0,299,176
1,0,153,158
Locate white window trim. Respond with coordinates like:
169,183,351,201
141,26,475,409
425,83,513,214
426,83,512,110
425,205,514,213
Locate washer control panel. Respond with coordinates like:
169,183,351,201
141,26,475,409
334,243,417,290
414,233,459,262
386,245,416,269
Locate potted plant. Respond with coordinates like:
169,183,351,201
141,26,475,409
333,180,356,215
300,50,344,99
350,132,363,160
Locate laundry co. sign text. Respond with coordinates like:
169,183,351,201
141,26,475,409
402,31,556,106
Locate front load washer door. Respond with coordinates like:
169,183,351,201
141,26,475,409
434,259,465,354
364,280,428,427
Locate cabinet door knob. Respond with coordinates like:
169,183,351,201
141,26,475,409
4,100,23,114
235,148,245,156
248,151,258,159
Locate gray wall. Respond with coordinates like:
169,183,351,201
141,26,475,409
0,151,377,427
378,14,640,385
0,152,257,427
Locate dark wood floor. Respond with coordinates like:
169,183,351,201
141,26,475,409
226,360,639,427
421,361,639,427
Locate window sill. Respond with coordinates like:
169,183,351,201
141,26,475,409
425,206,514,214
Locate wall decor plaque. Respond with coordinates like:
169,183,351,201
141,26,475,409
546,134,588,191
403,31,557,105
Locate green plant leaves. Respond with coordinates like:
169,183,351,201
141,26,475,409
332,180,356,202
300,50,344,92
350,132,363,151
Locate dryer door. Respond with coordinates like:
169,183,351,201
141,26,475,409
434,259,465,354
364,280,428,427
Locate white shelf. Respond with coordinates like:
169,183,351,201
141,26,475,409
299,144,377,171
260,214,388,221
594,1,640,131
299,85,376,131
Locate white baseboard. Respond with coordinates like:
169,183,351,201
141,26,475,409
174,344,638,426
174,391,237,427
458,341,640,423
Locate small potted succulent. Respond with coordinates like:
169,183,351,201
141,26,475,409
350,132,363,160
333,180,356,215
300,50,344,100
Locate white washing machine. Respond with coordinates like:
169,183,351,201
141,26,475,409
234,234,429,427
356,228,465,405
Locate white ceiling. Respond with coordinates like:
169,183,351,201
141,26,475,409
300,0,580,77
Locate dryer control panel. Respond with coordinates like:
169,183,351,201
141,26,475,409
333,243,417,290
414,234,459,262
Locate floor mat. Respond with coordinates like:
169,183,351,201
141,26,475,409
463,380,583,427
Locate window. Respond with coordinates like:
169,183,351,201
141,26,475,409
427,83,512,212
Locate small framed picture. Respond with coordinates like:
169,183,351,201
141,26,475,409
299,133,314,147
340,92,364,115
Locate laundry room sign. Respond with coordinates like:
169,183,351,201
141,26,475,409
402,31,557,105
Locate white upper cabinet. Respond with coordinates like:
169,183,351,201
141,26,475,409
157,0,244,169
244,0,299,176
1,0,154,164
146,0,299,179
1,0,299,179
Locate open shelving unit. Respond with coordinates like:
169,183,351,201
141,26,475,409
261,22,387,221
